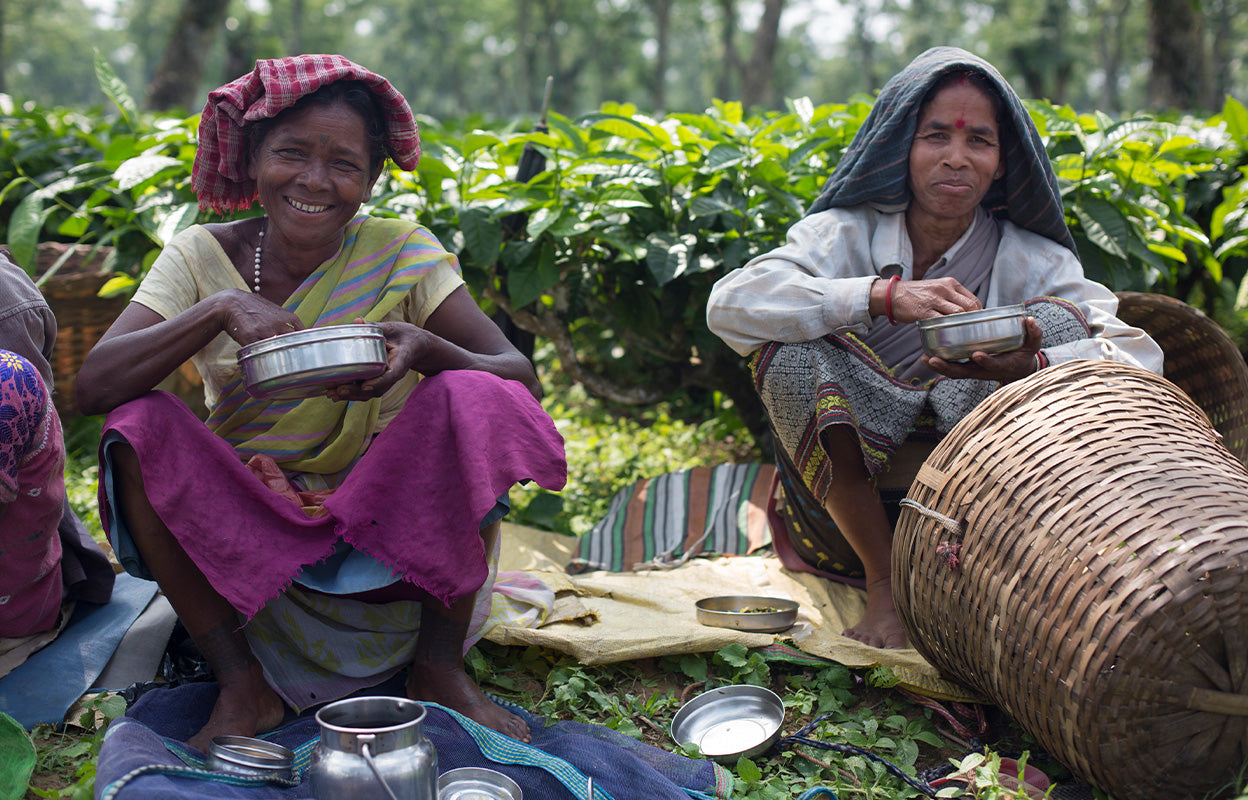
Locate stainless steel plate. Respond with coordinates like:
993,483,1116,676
916,304,1026,361
671,685,785,763
695,595,799,633
438,767,523,800
237,323,387,400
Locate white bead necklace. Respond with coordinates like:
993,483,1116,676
252,218,265,293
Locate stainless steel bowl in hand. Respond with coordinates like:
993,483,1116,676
917,305,1027,362
237,323,387,400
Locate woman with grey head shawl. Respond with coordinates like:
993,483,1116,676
706,47,1162,648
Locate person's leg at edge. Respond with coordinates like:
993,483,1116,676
820,425,907,649
111,443,285,751
404,520,531,742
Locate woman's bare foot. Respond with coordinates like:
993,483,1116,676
407,660,531,742
187,664,286,752
842,578,908,649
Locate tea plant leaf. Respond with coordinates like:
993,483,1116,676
1073,197,1131,260
115,155,183,191
736,756,763,783
8,192,51,270
460,206,502,264
93,50,136,127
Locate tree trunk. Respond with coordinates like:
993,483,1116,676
646,0,673,111
848,0,878,96
290,0,304,55
717,0,739,100
517,0,535,111
1207,0,1233,107
1147,0,1207,110
145,0,233,111
0,0,6,95
740,0,785,109
1098,0,1129,112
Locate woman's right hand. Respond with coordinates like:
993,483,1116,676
871,277,981,323
219,290,304,346
77,289,302,415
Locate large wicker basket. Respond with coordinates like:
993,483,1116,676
894,359,1248,800
32,243,126,417
1115,291,1248,465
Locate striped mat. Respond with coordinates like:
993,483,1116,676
569,463,775,573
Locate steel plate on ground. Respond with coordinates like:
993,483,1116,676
671,685,785,762
695,595,798,633
438,767,523,800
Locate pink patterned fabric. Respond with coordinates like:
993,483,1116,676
0,350,65,637
192,54,421,213
99,371,567,619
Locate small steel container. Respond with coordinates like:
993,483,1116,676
671,685,785,763
237,323,387,400
438,766,524,800
206,735,295,781
917,305,1026,361
695,596,799,633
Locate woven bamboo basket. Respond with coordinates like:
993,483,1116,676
894,359,1248,800
32,243,126,417
1115,291,1248,465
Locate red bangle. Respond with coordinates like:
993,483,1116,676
884,275,901,326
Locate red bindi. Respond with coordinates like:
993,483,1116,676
955,117,965,129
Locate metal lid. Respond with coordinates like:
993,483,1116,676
207,735,294,772
237,322,384,360
915,304,1026,331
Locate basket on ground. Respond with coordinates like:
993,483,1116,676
32,243,126,417
1115,291,1248,465
894,359,1248,800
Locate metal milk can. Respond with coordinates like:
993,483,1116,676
308,696,438,800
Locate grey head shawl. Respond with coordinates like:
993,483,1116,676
805,46,1076,255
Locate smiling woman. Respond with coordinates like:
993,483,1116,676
72,54,566,752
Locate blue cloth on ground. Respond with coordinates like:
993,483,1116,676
0,572,156,729
95,681,733,800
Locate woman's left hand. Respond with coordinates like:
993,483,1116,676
921,317,1044,384
324,320,426,401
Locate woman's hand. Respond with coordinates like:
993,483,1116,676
220,290,304,346
872,277,981,323
922,316,1044,384
324,320,425,402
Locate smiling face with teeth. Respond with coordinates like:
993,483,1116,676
247,100,384,270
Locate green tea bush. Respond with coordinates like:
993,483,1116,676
4,59,1247,447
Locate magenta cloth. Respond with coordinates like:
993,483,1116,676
0,349,66,637
192,54,421,213
98,370,566,619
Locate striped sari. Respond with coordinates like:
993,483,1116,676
206,215,453,478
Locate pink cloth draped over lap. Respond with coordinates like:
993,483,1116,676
99,370,567,619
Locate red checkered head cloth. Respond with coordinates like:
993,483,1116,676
192,54,421,213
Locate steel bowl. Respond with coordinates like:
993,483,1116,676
438,767,524,800
671,685,785,763
237,323,387,400
206,735,295,781
695,596,799,634
917,305,1026,361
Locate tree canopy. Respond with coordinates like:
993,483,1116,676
1,0,1245,119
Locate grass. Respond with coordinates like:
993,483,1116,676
28,366,1058,799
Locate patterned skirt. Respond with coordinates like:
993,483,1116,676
752,298,1091,578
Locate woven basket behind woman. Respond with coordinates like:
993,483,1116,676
1115,291,1248,465
33,243,126,418
894,360,1248,800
